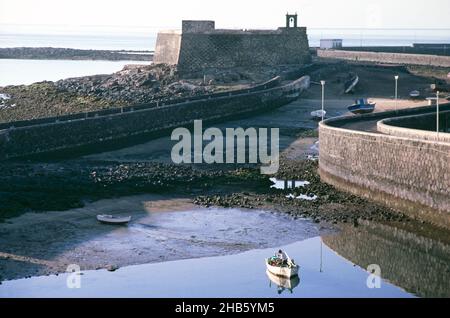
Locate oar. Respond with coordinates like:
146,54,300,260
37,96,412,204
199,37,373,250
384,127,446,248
284,252,295,268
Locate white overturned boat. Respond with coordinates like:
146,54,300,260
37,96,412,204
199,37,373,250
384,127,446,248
409,90,421,98
266,254,299,278
97,214,131,225
310,109,326,120
344,73,359,94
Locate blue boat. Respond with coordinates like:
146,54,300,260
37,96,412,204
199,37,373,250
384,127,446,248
347,98,376,114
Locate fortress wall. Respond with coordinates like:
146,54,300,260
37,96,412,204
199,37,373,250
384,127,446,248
153,31,182,65
317,49,450,67
318,107,450,228
173,29,310,74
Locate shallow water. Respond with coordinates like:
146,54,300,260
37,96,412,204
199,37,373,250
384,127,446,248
1,203,448,297
0,59,151,86
0,237,413,298
269,178,310,190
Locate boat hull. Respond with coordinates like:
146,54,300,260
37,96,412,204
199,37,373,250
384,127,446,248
311,110,326,120
265,259,299,278
344,74,359,94
97,215,131,225
348,104,375,114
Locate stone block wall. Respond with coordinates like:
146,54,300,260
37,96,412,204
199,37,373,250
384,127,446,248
153,31,182,65
182,21,215,33
177,29,310,74
319,109,450,228
378,111,450,142
317,49,450,67
0,76,310,159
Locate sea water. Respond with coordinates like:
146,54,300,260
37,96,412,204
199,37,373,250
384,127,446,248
1,30,449,86
0,59,151,86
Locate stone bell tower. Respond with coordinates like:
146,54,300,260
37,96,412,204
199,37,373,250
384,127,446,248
286,13,298,28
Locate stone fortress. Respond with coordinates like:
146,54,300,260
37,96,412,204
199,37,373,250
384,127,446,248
153,14,311,74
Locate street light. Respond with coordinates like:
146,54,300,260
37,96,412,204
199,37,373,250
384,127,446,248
436,91,440,136
394,75,399,112
320,80,325,122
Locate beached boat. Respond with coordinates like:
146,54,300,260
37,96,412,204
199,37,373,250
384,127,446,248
409,90,421,98
265,254,299,278
311,109,326,120
344,73,359,94
348,98,375,114
97,214,131,225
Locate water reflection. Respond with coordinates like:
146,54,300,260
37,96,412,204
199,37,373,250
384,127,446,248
269,178,310,190
0,236,412,298
323,220,450,297
266,270,300,294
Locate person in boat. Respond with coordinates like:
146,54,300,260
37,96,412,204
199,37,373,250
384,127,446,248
276,250,288,264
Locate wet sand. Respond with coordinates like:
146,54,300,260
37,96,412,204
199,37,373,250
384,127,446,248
0,194,326,282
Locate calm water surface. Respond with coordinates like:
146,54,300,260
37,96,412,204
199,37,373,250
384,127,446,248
0,237,413,298
0,59,151,86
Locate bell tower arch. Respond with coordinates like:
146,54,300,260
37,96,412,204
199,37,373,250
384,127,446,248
286,13,298,28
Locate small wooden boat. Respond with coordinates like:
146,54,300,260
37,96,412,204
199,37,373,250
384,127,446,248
97,214,131,225
265,254,299,278
409,90,420,98
344,73,359,94
348,98,375,114
310,109,326,120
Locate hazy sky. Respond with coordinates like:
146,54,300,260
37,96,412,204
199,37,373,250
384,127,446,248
1,0,450,34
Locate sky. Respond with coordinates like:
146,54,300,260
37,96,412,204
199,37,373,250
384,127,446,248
1,0,450,35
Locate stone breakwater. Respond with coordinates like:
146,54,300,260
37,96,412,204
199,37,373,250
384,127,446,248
0,76,310,159
319,104,450,228
0,47,153,61
317,49,450,68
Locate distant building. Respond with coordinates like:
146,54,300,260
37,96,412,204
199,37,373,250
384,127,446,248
153,14,311,74
320,39,343,49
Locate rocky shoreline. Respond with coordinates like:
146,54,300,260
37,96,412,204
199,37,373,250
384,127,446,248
0,64,227,122
0,47,153,61
0,153,408,227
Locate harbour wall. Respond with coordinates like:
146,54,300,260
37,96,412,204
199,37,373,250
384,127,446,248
0,76,310,159
378,111,450,142
319,104,450,228
317,49,450,67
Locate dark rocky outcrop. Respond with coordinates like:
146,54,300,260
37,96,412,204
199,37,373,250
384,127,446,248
0,47,153,61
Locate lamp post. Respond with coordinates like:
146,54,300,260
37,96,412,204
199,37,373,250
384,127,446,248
394,75,399,112
436,91,440,137
320,80,325,122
